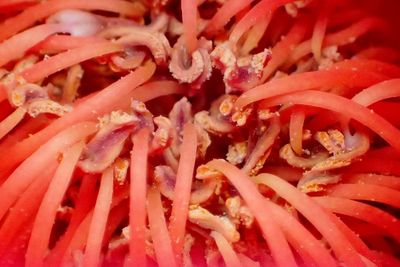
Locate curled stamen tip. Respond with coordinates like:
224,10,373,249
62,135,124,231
9,91,24,107
151,116,173,153
169,49,205,83
114,30,171,65
196,164,223,180
188,205,240,243
280,144,329,169
27,99,72,118
315,130,346,155
168,37,213,87
9,83,48,107
153,32,172,62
